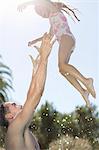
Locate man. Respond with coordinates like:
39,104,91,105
0,33,55,150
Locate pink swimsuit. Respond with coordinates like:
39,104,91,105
49,11,75,42
35,5,75,51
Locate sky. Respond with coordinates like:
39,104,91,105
0,0,99,113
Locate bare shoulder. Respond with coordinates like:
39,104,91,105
7,113,24,135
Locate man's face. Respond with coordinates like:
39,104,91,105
4,102,22,121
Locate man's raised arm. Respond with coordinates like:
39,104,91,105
14,33,54,129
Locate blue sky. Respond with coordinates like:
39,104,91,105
0,0,98,113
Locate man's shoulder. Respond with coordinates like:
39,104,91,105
7,119,22,136
7,124,16,136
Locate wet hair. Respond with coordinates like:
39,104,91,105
52,0,80,21
0,103,9,128
61,3,80,22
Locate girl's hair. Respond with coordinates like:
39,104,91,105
0,104,9,128
62,3,80,22
53,1,80,22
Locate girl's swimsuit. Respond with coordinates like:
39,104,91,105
35,6,75,52
49,11,75,43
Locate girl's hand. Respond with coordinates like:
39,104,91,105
17,3,27,12
28,40,37,47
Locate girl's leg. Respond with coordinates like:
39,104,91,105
62,64,96,98
62,73,91,108
58,34,96,98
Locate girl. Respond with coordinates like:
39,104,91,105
18,0,96,108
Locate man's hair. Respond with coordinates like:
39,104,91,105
0,103,9,128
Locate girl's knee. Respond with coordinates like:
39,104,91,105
58,62,68,74
58,62,63,73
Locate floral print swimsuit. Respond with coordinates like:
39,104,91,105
49,11,75,43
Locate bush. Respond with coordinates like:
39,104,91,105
49,135,92,150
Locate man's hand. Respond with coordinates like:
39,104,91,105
29,33,55,74
34,33,56,60
29,55,40,74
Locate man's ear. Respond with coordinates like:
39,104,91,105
5,113,14,120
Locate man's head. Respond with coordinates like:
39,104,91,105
0,102,22,127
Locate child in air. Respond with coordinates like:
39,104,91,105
18,0,96,108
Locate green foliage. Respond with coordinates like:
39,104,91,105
0,55,13,148
30,101,60,149
0,127,7,149
74,106,99,148
57,113,79,137
29,102,99,149
0,56,13,103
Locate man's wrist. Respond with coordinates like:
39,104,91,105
40,57,48,64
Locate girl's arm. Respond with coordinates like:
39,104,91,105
28,36,43,47
23,0,35,5
28,26,55,47
17,0,36,12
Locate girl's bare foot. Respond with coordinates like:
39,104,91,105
86,78,96,98
82,90,91,108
